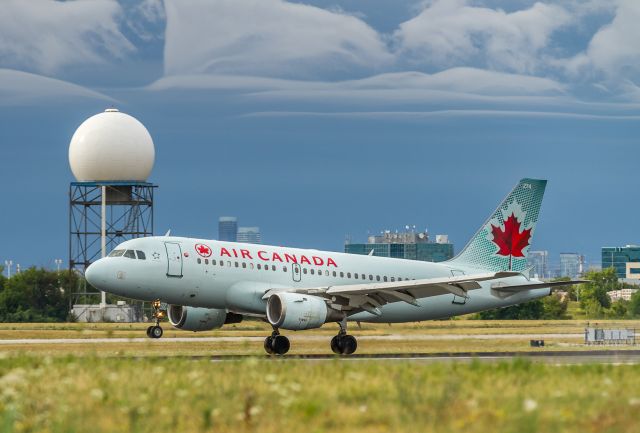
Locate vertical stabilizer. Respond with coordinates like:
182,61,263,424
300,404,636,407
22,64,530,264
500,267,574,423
447,178,547,272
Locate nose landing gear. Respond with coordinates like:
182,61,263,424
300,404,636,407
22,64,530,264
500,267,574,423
330,318,357,355
263,327,290,355
146,299,165,339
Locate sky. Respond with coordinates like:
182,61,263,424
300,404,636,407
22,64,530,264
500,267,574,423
1,0,640,270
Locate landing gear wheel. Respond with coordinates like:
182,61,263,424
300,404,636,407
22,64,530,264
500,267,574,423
146,326,154,338
271,335,290,355
150,325,163,339
340,335,357,355
330,334,358,355
264,336,275,354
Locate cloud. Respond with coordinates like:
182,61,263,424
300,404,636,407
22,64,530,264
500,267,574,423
163,0,392,79
0,0,134,74
0,69,114,105
394,0,572,74
149,67,564,96
564,0,640,82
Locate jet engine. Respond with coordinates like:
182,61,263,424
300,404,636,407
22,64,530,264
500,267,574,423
168,305,242,331
267,292,340,330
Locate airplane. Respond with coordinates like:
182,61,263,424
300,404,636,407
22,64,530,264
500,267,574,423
85,178,585,355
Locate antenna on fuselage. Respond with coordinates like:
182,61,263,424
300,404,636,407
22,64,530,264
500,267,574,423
165,229,171,236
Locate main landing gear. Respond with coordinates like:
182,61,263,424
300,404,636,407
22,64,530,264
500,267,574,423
330,318,357,355
146,299,164,339
264,327,290,355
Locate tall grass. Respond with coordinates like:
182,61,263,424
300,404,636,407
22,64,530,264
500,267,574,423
0,356,638,432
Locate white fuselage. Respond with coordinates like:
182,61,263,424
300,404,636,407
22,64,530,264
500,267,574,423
86,236,549,322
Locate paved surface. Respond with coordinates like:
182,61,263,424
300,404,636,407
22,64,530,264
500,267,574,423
0,333,584,345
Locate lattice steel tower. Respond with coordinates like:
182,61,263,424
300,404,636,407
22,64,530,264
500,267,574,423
68,108,157,307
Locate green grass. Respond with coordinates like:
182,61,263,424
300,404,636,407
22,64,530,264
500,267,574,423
0,356,639,433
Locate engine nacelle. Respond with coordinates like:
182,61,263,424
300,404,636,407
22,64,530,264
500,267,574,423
267,292,333,330
168,305,240,331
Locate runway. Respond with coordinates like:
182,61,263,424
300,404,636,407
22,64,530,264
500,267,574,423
0,332,585,345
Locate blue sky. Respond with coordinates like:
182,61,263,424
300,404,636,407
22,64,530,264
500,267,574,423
1,0,640,269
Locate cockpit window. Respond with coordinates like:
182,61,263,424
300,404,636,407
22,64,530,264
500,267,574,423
123,250,136,259
108,249,125,257
136,250,146,260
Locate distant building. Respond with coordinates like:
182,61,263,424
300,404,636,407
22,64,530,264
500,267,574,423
527,251,549,279
345,229,454,262
602,246,640,278
218,217,238,242
559,253,585,279
237,227,261,244
608,289,638,302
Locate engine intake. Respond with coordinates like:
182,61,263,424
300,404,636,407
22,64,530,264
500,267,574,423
267,292,339,330
168,305,238,331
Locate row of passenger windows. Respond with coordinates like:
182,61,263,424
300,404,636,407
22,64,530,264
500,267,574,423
108,249,146,260
195,257,412,282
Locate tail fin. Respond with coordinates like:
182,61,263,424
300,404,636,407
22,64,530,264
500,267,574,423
447,178,547,272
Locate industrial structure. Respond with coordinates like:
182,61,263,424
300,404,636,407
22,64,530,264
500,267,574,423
68,108,156,320
345,229,453,262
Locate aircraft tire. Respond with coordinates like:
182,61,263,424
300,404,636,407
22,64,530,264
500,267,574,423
331,335,357,355
150,325,163,339
272,335,290,355
341,335,357,355
146,326,154,338
330,336,341,354
264,336,275,354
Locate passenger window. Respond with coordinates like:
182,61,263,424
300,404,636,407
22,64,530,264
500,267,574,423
340,272,344,278
376,276,380,281
311,269,315,275
283,266,287,272
220,261,224,267
347,272,352,278
197,258,202,264
303,269,307,274
354,273,358,279
227,261,231,267
383,276,388,282
257,264,261,270
212,259,217,265
391,277,395,282
333,271,337,277
205,259,209,265
369,275,373,281
242,262,246,268
272,265,276,271
136,251,146,260
294,267,299,274
108,249,125,257
250,263,254,270
325,270,329,276
361,274,365,280
124,250,136,259
235,262,239,268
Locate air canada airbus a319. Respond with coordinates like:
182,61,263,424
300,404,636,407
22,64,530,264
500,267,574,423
86,178,584,355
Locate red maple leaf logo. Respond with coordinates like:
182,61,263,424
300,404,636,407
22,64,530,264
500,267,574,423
195,243,212,257
490,213,531,258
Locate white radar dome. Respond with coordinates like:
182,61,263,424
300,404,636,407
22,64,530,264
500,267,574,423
69,108,155,182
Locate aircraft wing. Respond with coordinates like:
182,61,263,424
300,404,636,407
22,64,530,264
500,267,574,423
264,271,520,316
490,279,589,298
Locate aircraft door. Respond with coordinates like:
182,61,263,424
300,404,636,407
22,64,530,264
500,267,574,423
292,263,301,282
165,242,183,277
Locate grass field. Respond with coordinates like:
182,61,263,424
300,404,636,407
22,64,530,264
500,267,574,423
0,321,639,432
1,356,639,433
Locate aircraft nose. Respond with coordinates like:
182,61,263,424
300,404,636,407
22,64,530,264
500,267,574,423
85,259,107,289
